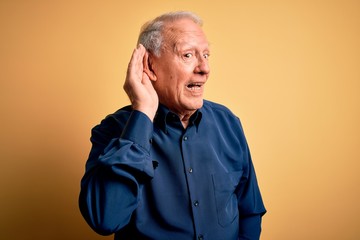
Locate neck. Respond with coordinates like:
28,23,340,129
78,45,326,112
180,115,191,128
177,110,196,129
161,104,197,129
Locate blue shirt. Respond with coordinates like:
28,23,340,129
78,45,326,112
79,100,266,240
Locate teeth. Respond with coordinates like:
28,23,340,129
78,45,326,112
189,85,201,90
187,83,202,88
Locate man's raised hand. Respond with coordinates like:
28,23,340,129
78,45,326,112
123,44,159,121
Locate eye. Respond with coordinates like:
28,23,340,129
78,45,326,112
203,53,210,59
184,53,193,58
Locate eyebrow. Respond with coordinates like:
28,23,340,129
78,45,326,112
173,41,210,53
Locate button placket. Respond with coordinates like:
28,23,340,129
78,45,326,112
181,129,203,237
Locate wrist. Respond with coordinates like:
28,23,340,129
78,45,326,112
121,110,154,151
132,105,157,122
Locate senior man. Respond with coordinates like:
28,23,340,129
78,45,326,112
79,11,266,240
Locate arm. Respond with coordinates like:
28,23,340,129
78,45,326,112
237,151,266,240
79,44,159,235
238,211,262,240
235,119,266,239
79,110,154,235
238,214,263,240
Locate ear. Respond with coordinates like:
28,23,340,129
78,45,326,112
143,51,157,81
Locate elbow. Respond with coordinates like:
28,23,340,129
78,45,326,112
79,203,121,236
78,193,115,236
87,214,131,236
79,193,131,236
88,222,118,236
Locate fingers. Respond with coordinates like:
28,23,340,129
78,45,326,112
123,44,159,120
142,50,148,77
124,44,151,95
127,44,146,80
142,50,152,83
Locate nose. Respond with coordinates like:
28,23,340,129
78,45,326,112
195,56,210,76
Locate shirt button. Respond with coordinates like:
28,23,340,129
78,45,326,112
183,136,188,141
198,234,204,240
189,168,193,173
194,201,199,207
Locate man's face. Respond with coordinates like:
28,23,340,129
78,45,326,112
150,18,210,116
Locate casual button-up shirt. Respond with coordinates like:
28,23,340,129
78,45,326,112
79,100,266,240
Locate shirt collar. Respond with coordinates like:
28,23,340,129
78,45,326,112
154,104,203,133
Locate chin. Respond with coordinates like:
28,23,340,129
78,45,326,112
187,98,204,110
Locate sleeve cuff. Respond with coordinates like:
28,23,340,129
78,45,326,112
120,110,153,152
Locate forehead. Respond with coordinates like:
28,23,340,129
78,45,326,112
162,19,209,50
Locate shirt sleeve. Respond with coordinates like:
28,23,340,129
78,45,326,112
238,214,263,240
237,153,266,239
236,119,266,239
79,110,154,235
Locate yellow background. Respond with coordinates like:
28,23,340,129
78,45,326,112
1,0,359,239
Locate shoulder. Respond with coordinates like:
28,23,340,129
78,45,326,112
201,100,250,153
91,105,132,137
201,100,245,134
106,105,133,123
202,100,239,121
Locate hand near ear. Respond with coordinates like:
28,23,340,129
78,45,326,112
123,44,159,121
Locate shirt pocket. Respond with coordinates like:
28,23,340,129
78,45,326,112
212,170,243,227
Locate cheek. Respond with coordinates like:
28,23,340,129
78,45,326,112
156,61,194,89
176,65,194,81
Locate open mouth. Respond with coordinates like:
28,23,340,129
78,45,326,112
186,82,204,91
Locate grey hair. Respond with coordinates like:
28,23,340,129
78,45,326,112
137,11,203,56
